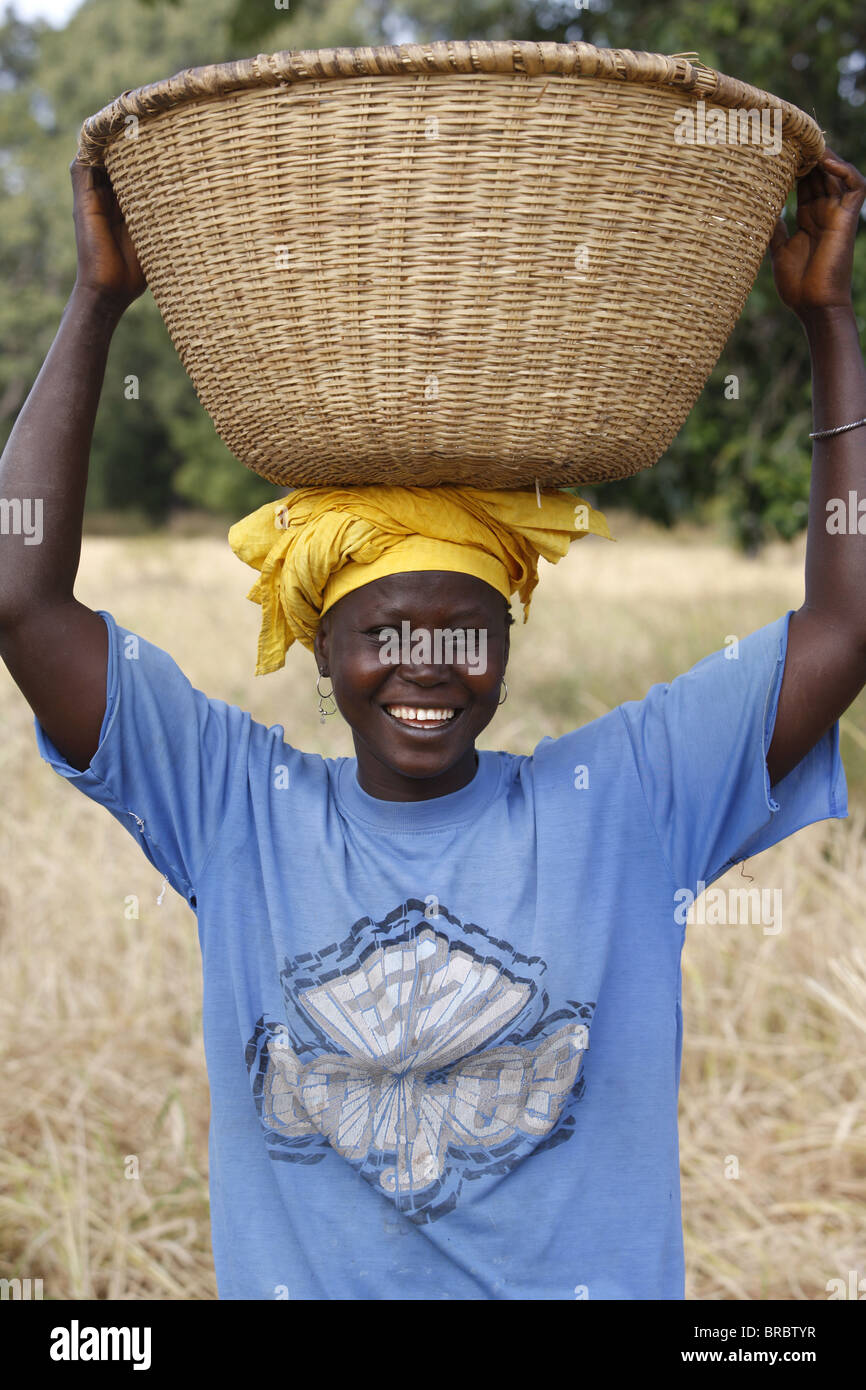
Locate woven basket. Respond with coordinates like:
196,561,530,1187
77,41,824,489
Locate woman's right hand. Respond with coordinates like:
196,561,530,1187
69,157,147,314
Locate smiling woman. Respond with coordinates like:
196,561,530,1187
1,146,864,1305
226,483,610,800
315,572,509,800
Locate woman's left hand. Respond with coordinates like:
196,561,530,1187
769,147,865,320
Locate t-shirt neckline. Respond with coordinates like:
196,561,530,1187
336,750,501,831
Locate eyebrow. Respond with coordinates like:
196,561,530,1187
359,607,491,623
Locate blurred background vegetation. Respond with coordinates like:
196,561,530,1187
0,0,864,543
2,4,866,1301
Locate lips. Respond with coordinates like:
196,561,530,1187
383,705,462,731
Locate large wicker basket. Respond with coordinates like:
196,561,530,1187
77,41,824,489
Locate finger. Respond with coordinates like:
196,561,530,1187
768,216,788,253
69,160,99,217
69,157,93,186
69,159,109,197
797,163,845,208
817,147,866,193
821,147,859,173
795,158,833,202
819,170,846,199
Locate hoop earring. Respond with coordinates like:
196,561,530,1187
498,679,508,706
316,672,337,723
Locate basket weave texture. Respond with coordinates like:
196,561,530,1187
77,41,824,489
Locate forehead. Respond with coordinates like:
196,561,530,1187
332,571,504,622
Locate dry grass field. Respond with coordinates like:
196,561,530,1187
1,510,864,1300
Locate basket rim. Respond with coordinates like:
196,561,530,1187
76,38,825,172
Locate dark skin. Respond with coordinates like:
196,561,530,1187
0,152,864,800
314,573,511,800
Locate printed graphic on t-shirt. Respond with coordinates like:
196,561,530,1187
245,899,594,1223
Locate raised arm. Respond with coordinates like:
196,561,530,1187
764,149,866,787
0,160,146,771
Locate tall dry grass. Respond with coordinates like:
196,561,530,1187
1,512,864,1300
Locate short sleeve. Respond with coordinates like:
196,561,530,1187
34,610,251,906
618,610,848,891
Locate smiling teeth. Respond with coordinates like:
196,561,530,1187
386,707,456,722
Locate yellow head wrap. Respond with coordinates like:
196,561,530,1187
228,485,613,675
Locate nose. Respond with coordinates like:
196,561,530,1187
398,663,454,686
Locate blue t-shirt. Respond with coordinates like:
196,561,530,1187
35,609,846,1300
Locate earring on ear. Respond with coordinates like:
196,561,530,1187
316,671,337,723
498,679,508,706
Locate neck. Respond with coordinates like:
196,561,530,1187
353,746,479,801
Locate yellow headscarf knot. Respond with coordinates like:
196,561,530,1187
228,485,614,675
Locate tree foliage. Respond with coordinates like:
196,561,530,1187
1,0,863,540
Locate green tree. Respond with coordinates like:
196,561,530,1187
0,0,293,520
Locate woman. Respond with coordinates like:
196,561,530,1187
0,148,863,1301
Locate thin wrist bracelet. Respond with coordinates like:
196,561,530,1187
809,415,866,440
